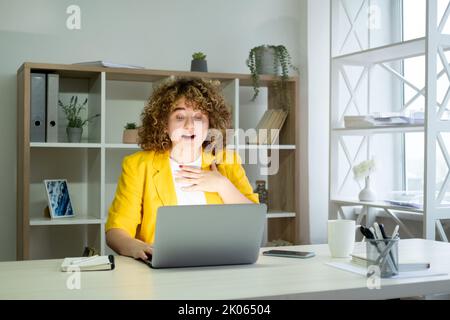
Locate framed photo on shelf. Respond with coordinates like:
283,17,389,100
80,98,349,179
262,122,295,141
43,179,75,218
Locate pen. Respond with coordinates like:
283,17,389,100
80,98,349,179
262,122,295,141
392,225,399,238
360,226,374,239
369,227,377,239
366,225,397,273
373,223,384,241
374,222,396,270
365,235,399,277
378,223,388,240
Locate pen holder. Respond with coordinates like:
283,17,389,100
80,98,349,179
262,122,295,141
366,238,399,278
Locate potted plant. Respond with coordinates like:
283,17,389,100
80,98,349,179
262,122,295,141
123,122,139,144
353,159,377,201
191,51,208,72
246,45,299,103
58,96,100,143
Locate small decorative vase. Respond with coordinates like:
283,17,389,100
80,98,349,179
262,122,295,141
254,180,269,210
191,59,208,72
122,129,139,144
66,127,82,143
358,176,377,202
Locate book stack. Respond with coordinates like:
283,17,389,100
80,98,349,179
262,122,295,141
252,109,289,145
61,255,115,272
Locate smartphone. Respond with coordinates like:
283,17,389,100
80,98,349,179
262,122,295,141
262,250,315,259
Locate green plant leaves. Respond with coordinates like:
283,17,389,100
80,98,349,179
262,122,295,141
58,96,100,128
246,45,299,105
124,122,137,129
192,52,206,60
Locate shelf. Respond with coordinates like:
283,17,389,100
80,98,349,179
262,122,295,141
332,125,424,135
227,144,296,150
30,216,103,226
353,207,424,222
333,36,450,66
21,62,298,87
329,6,450,240
18,62,299,259
30,142,101,148
31,143,144,149
267,211,296,219
333,38,426,65
105,143,141,149
331,198,423,214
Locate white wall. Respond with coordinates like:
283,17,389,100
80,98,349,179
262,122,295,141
0,0,305,260
298,0,330,244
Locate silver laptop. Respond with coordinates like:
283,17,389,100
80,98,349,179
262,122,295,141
146,203,266,269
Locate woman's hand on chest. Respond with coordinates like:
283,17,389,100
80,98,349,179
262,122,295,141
174,161,230,193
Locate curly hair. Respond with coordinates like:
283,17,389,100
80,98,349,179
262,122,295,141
139,78,232,153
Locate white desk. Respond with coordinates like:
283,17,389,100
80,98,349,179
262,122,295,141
1,239,449,299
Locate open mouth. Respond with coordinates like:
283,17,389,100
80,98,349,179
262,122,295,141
182,134,196,140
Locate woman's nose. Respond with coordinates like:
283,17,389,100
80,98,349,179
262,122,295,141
184,116,194,129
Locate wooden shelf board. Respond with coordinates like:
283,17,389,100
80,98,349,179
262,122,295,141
104,143,141,149
21,62,298,87
30,216,103,226
227,144,296,150
267,211,296,219
30,142,102,148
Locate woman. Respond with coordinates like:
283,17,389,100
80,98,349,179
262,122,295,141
106,78,259,261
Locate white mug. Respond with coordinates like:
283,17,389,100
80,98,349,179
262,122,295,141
328,220,355,258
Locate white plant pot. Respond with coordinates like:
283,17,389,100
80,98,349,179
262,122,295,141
66,127,82,143
358,176,377,202
257,47,280,75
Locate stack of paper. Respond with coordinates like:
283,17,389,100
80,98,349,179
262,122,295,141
73,61,144,69
326,261,446,279
344,114,422,128
350,253,430,272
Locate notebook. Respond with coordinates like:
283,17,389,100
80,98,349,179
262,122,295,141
61,255,115,272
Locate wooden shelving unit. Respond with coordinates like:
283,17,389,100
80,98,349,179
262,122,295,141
17,62,299,260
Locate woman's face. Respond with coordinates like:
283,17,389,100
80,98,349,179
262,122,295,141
167,97,209,151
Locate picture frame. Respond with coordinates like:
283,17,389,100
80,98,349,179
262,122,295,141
43,179,75,218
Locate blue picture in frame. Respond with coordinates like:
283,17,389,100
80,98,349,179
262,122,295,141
44,179,74,218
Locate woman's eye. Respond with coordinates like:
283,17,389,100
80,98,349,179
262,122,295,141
176,116,184,120
194,116,203,121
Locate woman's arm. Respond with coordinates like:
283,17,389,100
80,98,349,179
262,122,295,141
106,154,151,259
106,228,153,260
217,178,253,204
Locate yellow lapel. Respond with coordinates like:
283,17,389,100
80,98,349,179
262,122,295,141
202,149,225,205
152,150,177,206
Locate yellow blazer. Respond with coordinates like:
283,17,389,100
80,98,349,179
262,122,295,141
106,148,259,244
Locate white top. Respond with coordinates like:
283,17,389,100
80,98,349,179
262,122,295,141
169,155,207,205
1,239,450,299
